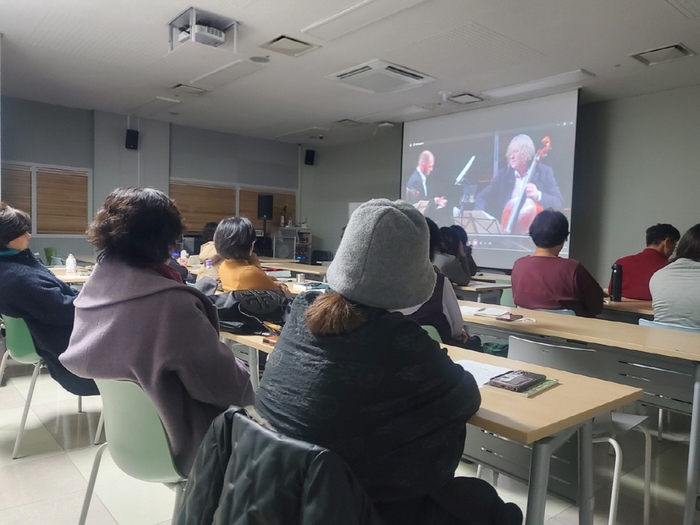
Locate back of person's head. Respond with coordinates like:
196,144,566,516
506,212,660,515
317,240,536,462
646,223,680,246
528,210,569,248
201,222,219,244
450,224,469,246
439,226,461,256
674,224,700,263
0,202,31,250
214,217,256,260
426,217,442,262
307,199,435,336
88,188,185,267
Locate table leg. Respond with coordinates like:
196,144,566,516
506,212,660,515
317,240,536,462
683,364,700,525
526,426,579,525
248,346,259,391
578,419,594,525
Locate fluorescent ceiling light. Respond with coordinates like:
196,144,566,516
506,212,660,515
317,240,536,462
302,0,425,42
631,43,695,66
481,69,594,99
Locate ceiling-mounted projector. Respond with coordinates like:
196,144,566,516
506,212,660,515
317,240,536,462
179,24,226,47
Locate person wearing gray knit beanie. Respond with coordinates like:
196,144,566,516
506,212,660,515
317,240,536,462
326,198,436,310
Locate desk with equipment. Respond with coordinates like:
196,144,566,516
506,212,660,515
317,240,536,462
460,301,700,525
221,331,640,525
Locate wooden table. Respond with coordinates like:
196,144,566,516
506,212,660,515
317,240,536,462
454,282,512,304
599,298,654,324
261,261,328,276
221,331,641,525
459,300,700,525
258,257,298,264
471,272,512,283
49,268,91,284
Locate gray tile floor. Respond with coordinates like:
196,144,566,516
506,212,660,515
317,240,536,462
0,361,698,524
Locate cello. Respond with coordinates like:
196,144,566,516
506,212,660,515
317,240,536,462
500,136,551,234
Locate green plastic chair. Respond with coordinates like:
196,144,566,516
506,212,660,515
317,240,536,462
0,316,44,459
44,247,57,265
79,379,187,525
421,325,443,343
51,256,66,266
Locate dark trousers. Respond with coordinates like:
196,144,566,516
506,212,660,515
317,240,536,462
374,477,522,525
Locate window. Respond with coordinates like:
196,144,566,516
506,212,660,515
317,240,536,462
1,162,91,235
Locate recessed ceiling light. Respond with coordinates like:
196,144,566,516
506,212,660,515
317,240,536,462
260,36,320,57
448,93,483,104
631,43,695,66
250,56,271,63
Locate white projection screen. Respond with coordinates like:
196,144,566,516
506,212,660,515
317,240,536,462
402,91,579,270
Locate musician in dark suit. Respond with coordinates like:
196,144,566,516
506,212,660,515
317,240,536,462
474,135,563,220
405,150,447,210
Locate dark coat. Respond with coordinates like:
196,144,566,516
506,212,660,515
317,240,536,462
177,407,385,525
255,292,480,504
0,250,98,395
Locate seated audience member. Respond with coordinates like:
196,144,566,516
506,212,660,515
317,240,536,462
401,217,481,350
649,223,700,328
512,210,604,317
0,202,97,396
60,188,254,474
198,222,221,266
609,223,680,300
433,226,473,285
450,224,478,276
254,199,521,525
216,216,290,296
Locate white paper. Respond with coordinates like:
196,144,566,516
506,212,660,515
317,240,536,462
456,359,513,388
459,306,509,317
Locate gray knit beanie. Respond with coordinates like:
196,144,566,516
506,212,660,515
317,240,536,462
327,199,436,310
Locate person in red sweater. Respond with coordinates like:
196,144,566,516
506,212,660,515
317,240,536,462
512,210,604,317
608,223,680,300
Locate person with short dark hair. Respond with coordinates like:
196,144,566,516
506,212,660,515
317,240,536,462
255,199,521,525
0,202,98,396
609,223,680,300
649,224,700,328
511,210,604,317
432,227,473,285
216,216,290,296
60,188,254,474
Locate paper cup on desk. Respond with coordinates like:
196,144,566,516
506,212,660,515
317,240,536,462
296,273,306,283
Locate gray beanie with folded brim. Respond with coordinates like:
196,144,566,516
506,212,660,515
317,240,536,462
327,198,436,310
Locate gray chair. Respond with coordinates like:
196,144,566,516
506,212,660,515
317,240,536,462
507,336,651,525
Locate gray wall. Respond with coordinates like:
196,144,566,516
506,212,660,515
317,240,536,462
299,127,402,253
572,84,700,282
170,125,298,188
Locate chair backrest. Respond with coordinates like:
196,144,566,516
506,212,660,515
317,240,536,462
1,316,42,364
507,336,607,379
95,379,185,482
421,325,443,343
535,308,576,315
44,247,57,265
51,256,66,266
638,318,700,332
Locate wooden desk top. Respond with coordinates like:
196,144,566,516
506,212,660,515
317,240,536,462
602,299,654,316
220,332,641,444
460,300,700,362
455,282,512,293
471,273,512,283
261,262,328,276
258,257,298,264
50,268,90,284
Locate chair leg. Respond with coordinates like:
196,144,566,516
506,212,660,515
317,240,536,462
78,395,83,413
94,411,105,445
657,408,664,442
0,349,10,386
593,437,622,525
172,482,186,524
12,362,41,459
79,443,108,525
639,426,652,525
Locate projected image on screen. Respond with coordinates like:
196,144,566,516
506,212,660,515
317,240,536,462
402,91,579,270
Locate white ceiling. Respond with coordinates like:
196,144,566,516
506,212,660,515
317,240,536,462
1,0,699,146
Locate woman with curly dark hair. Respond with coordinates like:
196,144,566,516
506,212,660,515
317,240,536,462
60,188,253,474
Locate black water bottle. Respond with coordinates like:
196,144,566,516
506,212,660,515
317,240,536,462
610,263,623,302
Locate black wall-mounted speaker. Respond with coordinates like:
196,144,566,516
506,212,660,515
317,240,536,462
304,149,315,166
258,194,273,220
125,129,139,150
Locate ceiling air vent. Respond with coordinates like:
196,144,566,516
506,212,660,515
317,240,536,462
260,36,320,57
631,44,695,66
327,59,435,94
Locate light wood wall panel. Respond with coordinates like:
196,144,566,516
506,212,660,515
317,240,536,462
170,181,237,234
1,165,32,216
36,168,88,234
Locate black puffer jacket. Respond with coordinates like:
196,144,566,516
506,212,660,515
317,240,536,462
176,407,385,525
